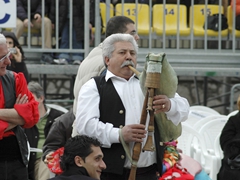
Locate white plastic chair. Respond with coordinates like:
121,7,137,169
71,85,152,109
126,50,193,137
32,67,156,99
46,103,69,113
178,123,206,163
192,115,227,157
180,123,221,180
185,105,220,127
187,115,226,157
177,122,193,156
227,110,239,118
186,110,217,127
214,133,223,175
198,117,227,154
198,118,228,180
190,105,220,115
178,108,221,156
193,115,227,132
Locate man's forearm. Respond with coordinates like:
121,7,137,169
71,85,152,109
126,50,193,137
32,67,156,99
0,109,25,125
5,122,17,131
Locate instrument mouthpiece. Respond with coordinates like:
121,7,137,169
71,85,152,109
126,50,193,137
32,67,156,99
128,65,140,76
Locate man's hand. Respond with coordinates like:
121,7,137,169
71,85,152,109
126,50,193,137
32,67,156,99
15,94,28,104
4,94,28,130
121,124,146,143
34,14,41,23
44,151,54,164
153,95,171,114
23,19,33,28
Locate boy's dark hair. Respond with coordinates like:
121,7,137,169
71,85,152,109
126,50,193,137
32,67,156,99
105,16,135,38
60,135,101,171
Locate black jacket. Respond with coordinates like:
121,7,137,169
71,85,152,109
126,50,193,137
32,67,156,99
25,107,64,180
49,166,96,180
2,31,29,83
48,0,95,42
217,111,240,180
42,109,75,161
17,0,43,21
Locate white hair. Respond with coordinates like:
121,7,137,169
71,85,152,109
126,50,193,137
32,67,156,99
102,33,138,62
0,34,6,45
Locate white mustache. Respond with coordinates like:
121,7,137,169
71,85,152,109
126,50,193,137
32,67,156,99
121,61,135,68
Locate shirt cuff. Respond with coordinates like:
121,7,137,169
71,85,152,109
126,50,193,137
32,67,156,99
165,98,176,116
109,127,120,144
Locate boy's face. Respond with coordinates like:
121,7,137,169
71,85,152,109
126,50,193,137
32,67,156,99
125,23,139,42
80,145,106,180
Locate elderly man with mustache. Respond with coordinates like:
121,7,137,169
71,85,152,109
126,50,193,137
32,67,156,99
75,33,189,180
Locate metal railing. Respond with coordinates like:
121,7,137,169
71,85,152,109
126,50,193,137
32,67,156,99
0,0,239,58
1,0,239,112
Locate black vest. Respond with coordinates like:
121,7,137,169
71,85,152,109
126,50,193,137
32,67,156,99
94,76,126,175
94,76,164,175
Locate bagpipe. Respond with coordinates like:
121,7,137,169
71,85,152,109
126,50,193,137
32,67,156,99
120,52,182,180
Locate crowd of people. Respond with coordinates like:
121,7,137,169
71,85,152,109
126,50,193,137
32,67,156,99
9,0,96,65
3,0,237,65
0,0,239,180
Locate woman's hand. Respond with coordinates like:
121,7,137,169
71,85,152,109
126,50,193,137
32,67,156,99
11,47,22,62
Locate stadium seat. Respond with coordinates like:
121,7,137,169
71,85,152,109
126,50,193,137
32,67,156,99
227,5,240,38
3,27,41,46
97,3,114,34
115,3,151,36
152,4,190,36
189,5,228,37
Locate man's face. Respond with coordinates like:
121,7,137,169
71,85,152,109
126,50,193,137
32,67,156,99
125,23,140,42
81,146,106,180
0,44,11,76
32,93,44,111
105,41,137,80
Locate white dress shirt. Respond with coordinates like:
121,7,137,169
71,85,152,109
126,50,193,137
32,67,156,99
76,70,189,168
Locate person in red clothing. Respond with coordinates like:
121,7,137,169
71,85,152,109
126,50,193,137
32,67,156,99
231,0,240,30
0,33,39,180
231,0,240,15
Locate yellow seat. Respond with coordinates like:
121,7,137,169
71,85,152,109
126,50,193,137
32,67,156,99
23,27,40,35
3,27,40,36
152,4,190,36
92,3,114,34
227,5,240,38
190,5,228,37
115,3,150,36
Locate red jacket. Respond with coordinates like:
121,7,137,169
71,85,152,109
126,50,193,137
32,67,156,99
0,72,39,139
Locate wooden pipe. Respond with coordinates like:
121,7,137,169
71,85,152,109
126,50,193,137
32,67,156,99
128,91,149,180
128,65,140,76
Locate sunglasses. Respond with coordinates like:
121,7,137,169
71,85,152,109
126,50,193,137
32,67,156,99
0,51,11,62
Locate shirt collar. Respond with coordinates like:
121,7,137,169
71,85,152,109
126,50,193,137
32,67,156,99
105,69,136,82
40,105,50,121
